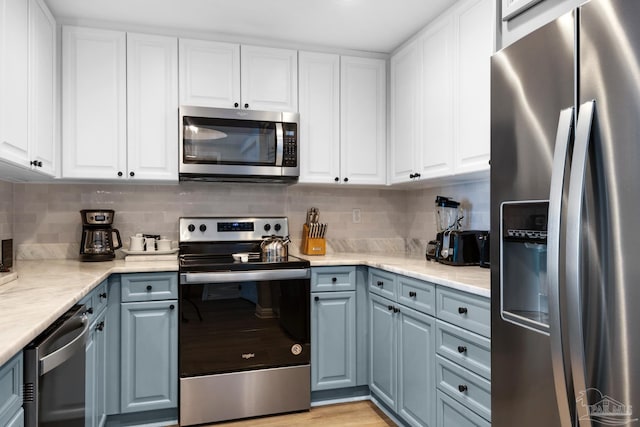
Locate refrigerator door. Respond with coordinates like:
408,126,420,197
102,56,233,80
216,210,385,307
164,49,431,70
571,1,640,425
490,12,575,427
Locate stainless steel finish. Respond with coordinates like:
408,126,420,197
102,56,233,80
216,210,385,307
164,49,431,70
275,122,284,166
491,12,575,427
180,217,289,242
39,313,89,375
81,210,113,225
180,268,310,284
180,365,310,426
260,235,290,261
547,107,575,427
178,106,300,181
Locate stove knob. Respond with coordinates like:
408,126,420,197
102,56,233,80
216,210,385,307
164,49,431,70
188,224,195,232
274,223,281,232
264,224,271,232
199,224,207,232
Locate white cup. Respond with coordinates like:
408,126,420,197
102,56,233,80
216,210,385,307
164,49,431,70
144,237,156,252
129,235,144,251
157,239,172,251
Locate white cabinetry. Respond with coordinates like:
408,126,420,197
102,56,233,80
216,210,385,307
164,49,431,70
179,41,297,112
0,0,56,178
62,26,178,181
389,0,493,184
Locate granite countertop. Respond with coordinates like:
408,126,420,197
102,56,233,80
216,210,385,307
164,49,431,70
0,253,490,367
0,259,178,367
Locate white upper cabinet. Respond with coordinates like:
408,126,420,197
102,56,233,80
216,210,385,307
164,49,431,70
178,39,240,109
62,26,127,179
298,51,340,184
179,41,298,112
62,26,178,181
127,33,178,181
240,45,298,112
340,56,387,185
454,0,493,174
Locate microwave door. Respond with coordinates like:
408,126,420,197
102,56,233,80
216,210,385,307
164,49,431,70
275,122,284,167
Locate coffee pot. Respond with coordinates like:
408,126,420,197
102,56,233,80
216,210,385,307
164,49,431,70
79,210,122,261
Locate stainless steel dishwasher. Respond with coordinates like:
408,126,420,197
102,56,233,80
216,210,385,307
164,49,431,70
23,304,89,427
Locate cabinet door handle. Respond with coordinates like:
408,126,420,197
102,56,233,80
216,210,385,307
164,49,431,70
343,177,349,182
117,171,123,177
99,293,107,299
409,173,415,179
458,384,468,393
234,102,239,108
393,307,400,313
85,307,94,315
458,307,468,314
377,281,384,287
387,305,393,311
146,285,153,291
314,296,320,302
457,345,467,354
334,177,339,182
129,171,135,177
409,291,417,298
96,321,105,332
331,277,337,283
244,103,249,109
414,173,421,178
170,304,175,310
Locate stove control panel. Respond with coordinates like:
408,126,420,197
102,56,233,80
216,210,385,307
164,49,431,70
180,217,289,242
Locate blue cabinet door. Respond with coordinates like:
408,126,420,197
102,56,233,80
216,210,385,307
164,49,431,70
311,291,356,391
120,300,178,413
397,305,436,427
369,293,396,408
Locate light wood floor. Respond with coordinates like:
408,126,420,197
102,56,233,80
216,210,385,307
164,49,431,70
181,401,397,426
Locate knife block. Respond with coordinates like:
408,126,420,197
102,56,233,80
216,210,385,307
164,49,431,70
301,224,326,255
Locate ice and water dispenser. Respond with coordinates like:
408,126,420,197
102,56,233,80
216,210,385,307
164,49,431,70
500,201,550,334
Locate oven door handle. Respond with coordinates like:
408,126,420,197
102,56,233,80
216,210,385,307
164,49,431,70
181,268,311,284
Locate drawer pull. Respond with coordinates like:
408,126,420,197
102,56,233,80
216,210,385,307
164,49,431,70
314,296,320,302
99,292,107,299
457,345,468,354
409,291,417,298
388,305,394,311
377,281,384,287
146,285,153,291
458,384,468,393
170,304,175,310
458,306,468,314
331,277,337,283
96,321,105,332
85,307,94,315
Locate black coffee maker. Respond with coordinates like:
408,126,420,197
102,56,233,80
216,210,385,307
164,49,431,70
80,210,122,261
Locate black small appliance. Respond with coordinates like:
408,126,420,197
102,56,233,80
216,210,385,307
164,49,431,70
79,209,122,261
437,230,489,266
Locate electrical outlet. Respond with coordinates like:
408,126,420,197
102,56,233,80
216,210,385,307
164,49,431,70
352,208,361,224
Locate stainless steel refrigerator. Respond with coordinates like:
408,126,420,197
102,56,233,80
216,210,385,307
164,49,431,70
491,0,640,426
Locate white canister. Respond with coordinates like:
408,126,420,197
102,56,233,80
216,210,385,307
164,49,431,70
157,239,172,251
144,237,156,251
129,235,144,251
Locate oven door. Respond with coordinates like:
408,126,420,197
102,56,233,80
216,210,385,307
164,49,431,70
179,269,310,378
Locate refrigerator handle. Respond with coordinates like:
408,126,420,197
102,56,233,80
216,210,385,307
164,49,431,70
566,100,596,427
547,107,575,427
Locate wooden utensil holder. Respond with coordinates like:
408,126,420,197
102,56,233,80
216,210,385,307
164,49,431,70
302,224,326,255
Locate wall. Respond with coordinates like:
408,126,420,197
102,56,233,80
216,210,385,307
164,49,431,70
0,181,13,241
12,180,489,259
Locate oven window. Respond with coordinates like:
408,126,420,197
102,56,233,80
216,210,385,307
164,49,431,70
183,117,277,165
179,279,310,377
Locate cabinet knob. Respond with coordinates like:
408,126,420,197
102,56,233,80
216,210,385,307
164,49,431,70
458,384,468,393
244,103,249,109
129,171,135,177
393,307,400,313
409,173,415,179
331,277,337,283
99,292,107,299
234,102,239,108
96,321,105,332
38,161,43,167
117,171,123,177
343,177,349,182
377,281,383,287
387,305,393,311
86,307,94,315
409,291,417,298
334,177,339,182
314,296,320,302
457,345,467,354
414,173,420,178
146,285,153,291
30,160,36,166
170,304,175,310
458,307,468,314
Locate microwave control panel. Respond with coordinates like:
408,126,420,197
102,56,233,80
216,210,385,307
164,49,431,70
282,123,298,167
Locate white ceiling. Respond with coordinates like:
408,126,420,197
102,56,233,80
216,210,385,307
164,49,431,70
44,0,459,53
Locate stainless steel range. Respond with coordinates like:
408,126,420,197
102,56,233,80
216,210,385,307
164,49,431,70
178,217,311,426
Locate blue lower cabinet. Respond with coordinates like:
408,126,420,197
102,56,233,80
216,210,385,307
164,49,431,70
311,291,356,391
369,294,397,409
436,390,490,427
0,352,23,426
120,300,178,413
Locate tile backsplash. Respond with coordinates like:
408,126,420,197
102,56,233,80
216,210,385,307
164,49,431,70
10,179,489,258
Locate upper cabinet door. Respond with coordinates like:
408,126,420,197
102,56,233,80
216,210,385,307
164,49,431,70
28,0,57,176
127,33,179,181
240,45,298,112
0,0,29,167
340,56,386,185
454,0,493,174
389,40,420,184
178,39,240,109
62,26,127,179
419,17,455,179
298,51,340,184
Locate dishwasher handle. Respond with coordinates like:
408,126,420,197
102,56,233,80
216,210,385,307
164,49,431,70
39,311,90,375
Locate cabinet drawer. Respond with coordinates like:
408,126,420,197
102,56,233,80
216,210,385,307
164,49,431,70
436,288,490,338
436,355,491,421
436,320,490,380
368,269,396,300
93,279,109,315
397,276,435,316
121,272,178,302
311,267,356,292
0,353,23,426
437,390,490,427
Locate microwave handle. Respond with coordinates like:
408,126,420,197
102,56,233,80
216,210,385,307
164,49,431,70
275,122,284,166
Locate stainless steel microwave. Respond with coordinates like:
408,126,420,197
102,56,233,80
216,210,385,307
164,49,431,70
179,106,300,183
